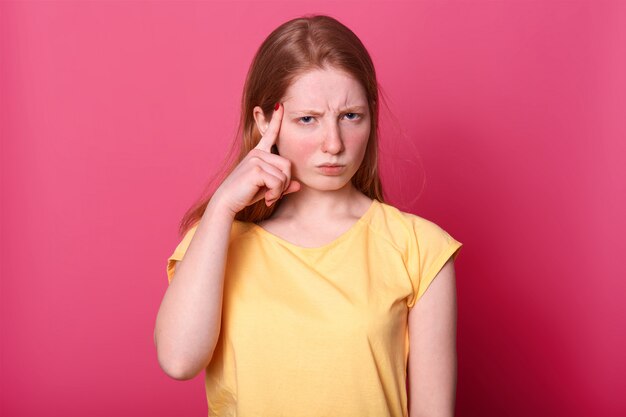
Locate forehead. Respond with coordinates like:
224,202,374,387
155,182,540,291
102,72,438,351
282,68,368,107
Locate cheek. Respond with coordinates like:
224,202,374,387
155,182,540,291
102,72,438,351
344,126,371,150
277,127,317,161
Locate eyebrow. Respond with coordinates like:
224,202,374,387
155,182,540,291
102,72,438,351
288,106,367,116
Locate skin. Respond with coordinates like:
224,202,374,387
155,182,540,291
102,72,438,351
408,258,458,417
252,66,373,242
253,66,458,416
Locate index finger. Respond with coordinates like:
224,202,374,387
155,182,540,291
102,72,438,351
255,102,283,152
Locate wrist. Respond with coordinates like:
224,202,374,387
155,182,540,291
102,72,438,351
206,194,237,220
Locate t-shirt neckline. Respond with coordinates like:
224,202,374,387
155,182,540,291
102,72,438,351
251,199,378,252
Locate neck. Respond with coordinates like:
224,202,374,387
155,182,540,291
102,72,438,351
271,182,365,221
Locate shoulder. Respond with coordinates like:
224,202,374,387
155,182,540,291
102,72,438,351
387,205,461,308
165,219,256,284
368,201,449,248
169,219,255,261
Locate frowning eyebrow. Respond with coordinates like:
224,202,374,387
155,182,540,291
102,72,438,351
288,106,367,116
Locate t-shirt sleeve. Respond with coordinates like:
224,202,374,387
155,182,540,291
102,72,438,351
165,220,249,284
405,215,463,309
166,224,200,284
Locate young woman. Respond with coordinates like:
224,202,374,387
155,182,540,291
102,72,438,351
155,14,463,417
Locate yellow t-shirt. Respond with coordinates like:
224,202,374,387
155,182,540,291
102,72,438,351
166,199,462,417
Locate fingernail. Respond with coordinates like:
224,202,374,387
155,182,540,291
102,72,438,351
274,102,280,111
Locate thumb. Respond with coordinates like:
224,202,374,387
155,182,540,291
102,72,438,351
282,180,302,196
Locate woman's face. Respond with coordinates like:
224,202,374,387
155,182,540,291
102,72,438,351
255,67,371,192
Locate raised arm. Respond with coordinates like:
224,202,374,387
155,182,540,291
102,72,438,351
154,102,300,380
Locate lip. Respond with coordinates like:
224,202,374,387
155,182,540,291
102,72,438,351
317,165,345,175
317,163,344,167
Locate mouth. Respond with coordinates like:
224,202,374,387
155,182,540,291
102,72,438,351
317,163,344,167
317,165,346,175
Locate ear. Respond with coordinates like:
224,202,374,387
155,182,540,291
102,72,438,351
253,106,270,136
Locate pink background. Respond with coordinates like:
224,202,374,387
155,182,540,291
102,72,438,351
2,1,625,416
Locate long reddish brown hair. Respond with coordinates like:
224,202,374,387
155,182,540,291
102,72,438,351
177,14,387,237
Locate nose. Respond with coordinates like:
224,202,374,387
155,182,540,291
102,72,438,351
321,121,344,154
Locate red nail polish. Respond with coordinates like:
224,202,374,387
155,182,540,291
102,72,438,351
274,102,280,111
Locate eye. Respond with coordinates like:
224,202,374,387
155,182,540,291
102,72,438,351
344,113,360,121
298,116,315,124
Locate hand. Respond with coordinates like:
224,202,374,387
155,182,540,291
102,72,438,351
212,103,301,216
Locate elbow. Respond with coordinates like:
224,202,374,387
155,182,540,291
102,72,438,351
157,352,200,381
153,327,216,380
155,339,203,381
166,367,198,381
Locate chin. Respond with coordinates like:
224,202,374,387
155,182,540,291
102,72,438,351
301,177,353,191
